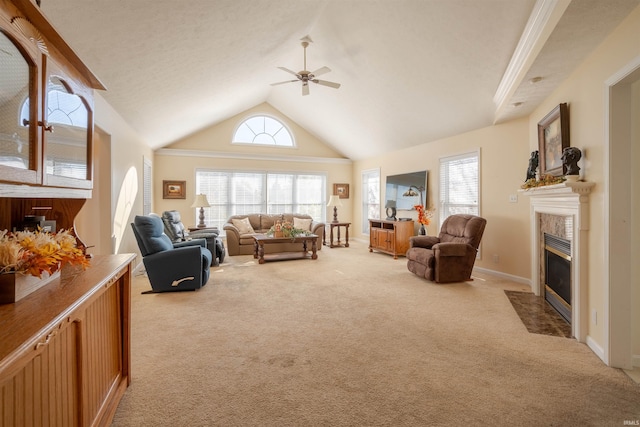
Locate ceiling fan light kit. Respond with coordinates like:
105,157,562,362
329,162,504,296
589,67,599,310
271,36,341,96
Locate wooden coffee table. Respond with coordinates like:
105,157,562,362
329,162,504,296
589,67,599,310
252,234,318,264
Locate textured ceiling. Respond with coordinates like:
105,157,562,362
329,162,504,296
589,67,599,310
39,0,639,160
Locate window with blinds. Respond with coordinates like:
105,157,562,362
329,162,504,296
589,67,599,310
439,150,480,227
361,168,380,234
195,170,326,231
143,157,152,215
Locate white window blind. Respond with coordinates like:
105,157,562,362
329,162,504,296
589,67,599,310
439,150,480,227
143,157,152,215
361,168,380,234
195,170,326,231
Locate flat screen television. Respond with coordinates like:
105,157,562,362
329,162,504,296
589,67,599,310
385,170,427,212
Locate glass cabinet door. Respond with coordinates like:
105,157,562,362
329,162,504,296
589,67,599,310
43,74,92,188
0,30,38,184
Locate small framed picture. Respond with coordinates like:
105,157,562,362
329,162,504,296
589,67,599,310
333,183,349,199
538,103,569,177
163,180,186,199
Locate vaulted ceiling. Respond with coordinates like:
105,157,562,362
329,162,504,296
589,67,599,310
40,0,639,161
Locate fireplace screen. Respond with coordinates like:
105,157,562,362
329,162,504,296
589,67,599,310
544,233,571,323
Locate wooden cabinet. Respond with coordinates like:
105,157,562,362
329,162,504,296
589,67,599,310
369,219,414,259
0,0,104,197
0,254,135,427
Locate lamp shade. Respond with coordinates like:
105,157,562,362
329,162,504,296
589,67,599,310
191,194,210,208
402,188,419,197
327,195,343,207
385,200,396,208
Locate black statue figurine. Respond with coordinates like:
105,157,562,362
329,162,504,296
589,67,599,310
561,147,582,176
526,150,539,181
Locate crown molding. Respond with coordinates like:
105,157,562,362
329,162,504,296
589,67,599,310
155,148,352,164
492,0,571,120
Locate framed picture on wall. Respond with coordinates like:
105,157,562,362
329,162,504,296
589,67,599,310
163,180,186,199
333,183,349,199
538,103,569,177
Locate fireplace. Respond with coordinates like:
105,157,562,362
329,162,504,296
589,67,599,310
520,180,594,341
544,233,571,323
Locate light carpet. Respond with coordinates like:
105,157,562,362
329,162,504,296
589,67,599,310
111,241,640,426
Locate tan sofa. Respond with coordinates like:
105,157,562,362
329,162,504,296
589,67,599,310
223,213,325,256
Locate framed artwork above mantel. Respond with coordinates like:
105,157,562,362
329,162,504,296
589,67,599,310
538,103,569,177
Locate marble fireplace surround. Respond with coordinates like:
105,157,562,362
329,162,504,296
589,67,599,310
520,181,595,342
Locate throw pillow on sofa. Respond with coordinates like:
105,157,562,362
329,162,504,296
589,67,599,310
293,217,312,231
232,217,255,234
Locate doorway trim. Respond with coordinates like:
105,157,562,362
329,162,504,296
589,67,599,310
604,54,640,368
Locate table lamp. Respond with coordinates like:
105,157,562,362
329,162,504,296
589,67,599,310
402,185,424,208
191,194,211,228
327,195,343,223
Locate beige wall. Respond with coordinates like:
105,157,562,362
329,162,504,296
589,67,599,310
154,103,352,224
76,93,153,259
528,4,640,353
353,118,531,279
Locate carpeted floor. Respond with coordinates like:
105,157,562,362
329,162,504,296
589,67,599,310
111,241,640,426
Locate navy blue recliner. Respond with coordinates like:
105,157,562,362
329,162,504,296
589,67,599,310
131,215,212,293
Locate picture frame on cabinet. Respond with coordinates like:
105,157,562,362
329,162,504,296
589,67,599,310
163,180,186,199
537,103,569,177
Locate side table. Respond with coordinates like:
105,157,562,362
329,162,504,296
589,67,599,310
324,222,350,248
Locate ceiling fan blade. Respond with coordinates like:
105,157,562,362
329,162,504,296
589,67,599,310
270,80,298,86
310,66,331,77
302,83,310,96
277,67,300,77
313,79,341,89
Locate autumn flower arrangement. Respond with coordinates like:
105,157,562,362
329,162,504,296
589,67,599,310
266,220,308,239
414,204,434,226
521,174,566,189
0,229,89,278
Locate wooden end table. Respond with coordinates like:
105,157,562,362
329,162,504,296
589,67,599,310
252,234,318,264
324,222,350,248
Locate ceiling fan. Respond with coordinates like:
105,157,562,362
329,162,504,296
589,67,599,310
271,36,341,96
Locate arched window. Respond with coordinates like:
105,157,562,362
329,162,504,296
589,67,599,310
20,79,87,128
232,115,294,147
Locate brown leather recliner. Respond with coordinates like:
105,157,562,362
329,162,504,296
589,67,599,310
406,214,486,283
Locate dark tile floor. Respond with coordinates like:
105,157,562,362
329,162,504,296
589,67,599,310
505,290,573,338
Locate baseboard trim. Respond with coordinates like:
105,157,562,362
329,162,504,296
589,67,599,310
472,266,531,287
586,335,606,363
132,260,145,274
633,354,640,368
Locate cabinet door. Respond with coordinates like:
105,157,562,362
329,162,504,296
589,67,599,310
81,282,124,425
0,319,81,427
0,27,41,185
42,61,93,189
373,228,386,250
385,230,396,253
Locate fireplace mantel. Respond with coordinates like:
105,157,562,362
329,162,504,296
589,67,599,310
519,180,595,342
518,181,595,197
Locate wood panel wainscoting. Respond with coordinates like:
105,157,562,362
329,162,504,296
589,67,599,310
0,254,135,426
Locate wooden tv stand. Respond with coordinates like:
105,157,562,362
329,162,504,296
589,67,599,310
369,219,414,259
